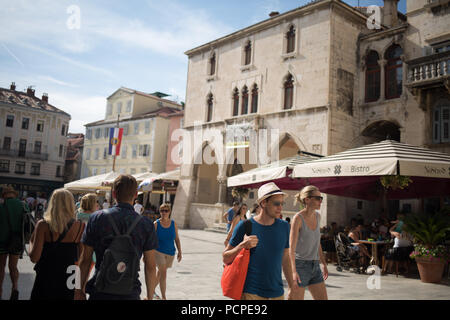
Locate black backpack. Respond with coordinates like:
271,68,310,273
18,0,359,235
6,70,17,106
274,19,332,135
95,213,142,295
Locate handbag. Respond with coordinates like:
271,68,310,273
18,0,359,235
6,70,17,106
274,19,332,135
221,219,252,300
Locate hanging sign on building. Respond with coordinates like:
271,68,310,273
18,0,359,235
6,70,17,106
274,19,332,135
225,123,252,149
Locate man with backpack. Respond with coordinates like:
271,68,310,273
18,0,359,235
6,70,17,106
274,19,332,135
75,174,158,300
223,182,297,300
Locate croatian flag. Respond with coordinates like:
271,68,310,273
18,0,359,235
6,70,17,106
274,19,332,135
109,127,123,156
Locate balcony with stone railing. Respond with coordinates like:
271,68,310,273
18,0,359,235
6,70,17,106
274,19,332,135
406,50,450,89
0,148,49,161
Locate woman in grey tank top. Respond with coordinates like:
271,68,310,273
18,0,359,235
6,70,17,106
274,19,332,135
288,186,328,300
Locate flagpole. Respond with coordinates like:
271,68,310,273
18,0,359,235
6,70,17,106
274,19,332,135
112,114,120,172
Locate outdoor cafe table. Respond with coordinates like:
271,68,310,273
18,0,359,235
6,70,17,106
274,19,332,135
358,240,391,267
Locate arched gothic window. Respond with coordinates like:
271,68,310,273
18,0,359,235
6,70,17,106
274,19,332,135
251,84,258,113
365,51,380,102
206,93,213,122
385,44,403,99
286,25,296,53
284,74,294,110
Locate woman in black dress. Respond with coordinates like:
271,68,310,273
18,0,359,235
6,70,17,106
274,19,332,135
29,189,85,300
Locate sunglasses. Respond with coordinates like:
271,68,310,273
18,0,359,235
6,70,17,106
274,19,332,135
270,201,285,207
308,196,323,201
160,209,170,213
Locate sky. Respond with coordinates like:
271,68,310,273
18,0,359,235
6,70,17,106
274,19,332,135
0,0,406,133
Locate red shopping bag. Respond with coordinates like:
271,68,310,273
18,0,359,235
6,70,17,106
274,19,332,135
221,248,250,300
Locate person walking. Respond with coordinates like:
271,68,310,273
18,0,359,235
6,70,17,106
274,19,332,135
134,199,144,215
153,203,182,300
102,199,110,209
76,193,99,271
75,174,158,300
224,203,247,247
223,182,296,300
0,186,28,300
289,185,328,300
77,193,99,224
222,201,240,232
29,188,85,300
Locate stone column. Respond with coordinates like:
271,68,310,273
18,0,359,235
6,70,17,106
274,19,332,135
216,175,228,204
379,59,387,101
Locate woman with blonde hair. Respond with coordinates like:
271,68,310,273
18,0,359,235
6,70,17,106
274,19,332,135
29,189,85,300
77,193,99,224
289,185,328,300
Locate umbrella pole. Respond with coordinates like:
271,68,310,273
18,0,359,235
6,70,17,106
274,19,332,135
381,189,388,219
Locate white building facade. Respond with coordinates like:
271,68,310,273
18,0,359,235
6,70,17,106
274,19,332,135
0,83,70,197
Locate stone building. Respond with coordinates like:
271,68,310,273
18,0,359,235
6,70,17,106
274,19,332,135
64,133,84,183
81,87,183,178
0,82,71,197
172,0,450,229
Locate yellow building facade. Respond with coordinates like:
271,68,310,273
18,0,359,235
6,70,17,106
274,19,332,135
81,87,182,178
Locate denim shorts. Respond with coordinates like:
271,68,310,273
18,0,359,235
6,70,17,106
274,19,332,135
295,260,324,288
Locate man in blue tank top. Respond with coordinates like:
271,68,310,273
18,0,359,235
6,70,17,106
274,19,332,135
223,182,298,300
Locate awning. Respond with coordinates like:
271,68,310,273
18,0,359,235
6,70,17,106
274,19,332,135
293,140,450,179
132,171,158,182
138,168,180,191
64,171,121,192
291,140,450,200
227,154,319,189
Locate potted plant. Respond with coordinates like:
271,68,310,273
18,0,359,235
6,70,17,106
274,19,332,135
403,210,450,283
231,187,249,202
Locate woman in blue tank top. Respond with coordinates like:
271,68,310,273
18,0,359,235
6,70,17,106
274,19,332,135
153,203,182,300
289,185,328,300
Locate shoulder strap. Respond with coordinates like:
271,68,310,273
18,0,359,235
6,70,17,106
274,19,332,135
56,219,75,243
126,214,142,236
244,219,252,236
107,213,121,236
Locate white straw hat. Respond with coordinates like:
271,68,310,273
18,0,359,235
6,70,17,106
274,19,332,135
257,182,287,204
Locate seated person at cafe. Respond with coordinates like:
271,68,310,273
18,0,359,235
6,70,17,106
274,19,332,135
382,227,413,275
348,224,372,265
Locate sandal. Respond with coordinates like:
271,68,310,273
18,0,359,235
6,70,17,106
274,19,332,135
153,293,161,300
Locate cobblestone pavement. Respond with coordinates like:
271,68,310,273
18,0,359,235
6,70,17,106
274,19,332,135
2,229,449,300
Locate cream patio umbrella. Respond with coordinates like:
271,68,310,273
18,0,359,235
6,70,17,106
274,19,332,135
64,171,121,192
291,140,450,200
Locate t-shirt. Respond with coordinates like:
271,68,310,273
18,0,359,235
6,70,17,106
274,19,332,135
81,203,158,297
134,203,143,214
229,217,290,298
0,198,27,247
227,208,236,224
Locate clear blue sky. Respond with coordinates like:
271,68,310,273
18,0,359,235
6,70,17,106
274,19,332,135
0,0,406,133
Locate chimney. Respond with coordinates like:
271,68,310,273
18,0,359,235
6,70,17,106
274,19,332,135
26,86,35,97
269,11,279,18
383,0,399,27
10,82,16,91
42,93,48,103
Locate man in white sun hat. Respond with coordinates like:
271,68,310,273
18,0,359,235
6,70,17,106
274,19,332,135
223,182,298,300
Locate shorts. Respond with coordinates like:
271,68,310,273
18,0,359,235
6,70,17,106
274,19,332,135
155,251,175,268
295,260,324,288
